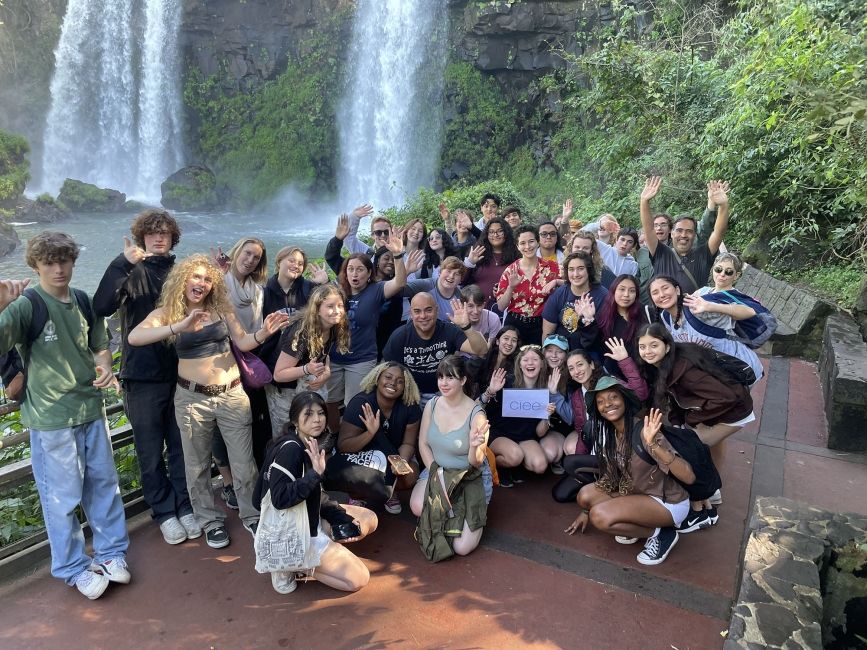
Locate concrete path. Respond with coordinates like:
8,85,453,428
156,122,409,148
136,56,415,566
1,358,865,650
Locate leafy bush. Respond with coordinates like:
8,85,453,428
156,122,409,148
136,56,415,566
0,129,29,210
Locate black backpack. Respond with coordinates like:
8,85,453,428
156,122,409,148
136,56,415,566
1,288,97,401
709,349,756,386
630,420,721,501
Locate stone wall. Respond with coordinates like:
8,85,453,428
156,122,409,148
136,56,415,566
819,313,867,453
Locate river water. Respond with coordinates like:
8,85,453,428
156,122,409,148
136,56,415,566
0,210,335,293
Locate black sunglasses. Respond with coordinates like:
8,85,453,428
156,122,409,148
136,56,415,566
373,229,390,237
713,266,735,276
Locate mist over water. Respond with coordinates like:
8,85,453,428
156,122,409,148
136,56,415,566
40,0,184,201
337,0,448,210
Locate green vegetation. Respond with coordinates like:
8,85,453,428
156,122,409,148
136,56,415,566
160,166,219,211
57,178,124,212
184,12,349,208
0,129,29,215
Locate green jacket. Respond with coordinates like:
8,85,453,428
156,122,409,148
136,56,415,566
415,463,487,563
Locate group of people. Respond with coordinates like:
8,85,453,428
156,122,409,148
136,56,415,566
0,175,771,600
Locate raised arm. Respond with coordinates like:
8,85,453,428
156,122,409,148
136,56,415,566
128,307,207,346
344,203,375,254
225,308,289,352
451,300,488,356
705,181,730,255
382,228,408,299
640,176,662,256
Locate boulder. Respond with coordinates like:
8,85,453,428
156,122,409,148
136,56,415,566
0,220,21,258
160,165,219,211
14,194,70,223
819,313,867,452
57,179,127,212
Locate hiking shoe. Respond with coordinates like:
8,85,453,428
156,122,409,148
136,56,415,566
179,513,203,539
551,460,565,476
74,569,109,600
637,527,679,566
678,509,712,534
242,520,259,538
92,557,131,584
615,536,639,545
271,570,297,594
206,526,231,549
221,485,239,510
384,496,402,515
709,489,723,506
159,516,187,545
707,506,720,526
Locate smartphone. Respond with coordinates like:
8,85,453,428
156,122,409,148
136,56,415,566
388,454,413,476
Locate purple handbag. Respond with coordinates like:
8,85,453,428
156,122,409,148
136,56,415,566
230,341,272,389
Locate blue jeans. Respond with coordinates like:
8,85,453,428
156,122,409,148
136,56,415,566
123,380,191,523
30,419,129,585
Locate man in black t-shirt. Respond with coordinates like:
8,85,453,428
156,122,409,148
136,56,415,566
639,176,731,294
382,293,487,404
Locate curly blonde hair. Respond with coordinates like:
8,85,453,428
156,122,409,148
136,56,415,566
358,361,421,406
284,284,350,358
157,254,232,326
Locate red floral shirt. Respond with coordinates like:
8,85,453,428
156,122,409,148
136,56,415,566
494,258,560,317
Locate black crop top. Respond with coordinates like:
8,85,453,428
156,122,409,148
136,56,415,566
175,320,231,359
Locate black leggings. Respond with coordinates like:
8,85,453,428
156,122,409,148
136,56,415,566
551,454,599,503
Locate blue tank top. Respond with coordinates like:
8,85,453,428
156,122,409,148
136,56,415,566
426,397,485,470
175,320,231,359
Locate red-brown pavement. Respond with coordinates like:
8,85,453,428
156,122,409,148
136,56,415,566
1,357,865,650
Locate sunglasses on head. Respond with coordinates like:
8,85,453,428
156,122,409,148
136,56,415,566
713,266,735,276
373,229,390,237
519,344,542,351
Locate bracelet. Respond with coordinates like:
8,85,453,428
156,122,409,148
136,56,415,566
302,364,309,376
168,323,175,335
393,251,406,260
460,323,472,331
253,330,263,344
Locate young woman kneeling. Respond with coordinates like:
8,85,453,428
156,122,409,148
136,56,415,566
566,377,695,566
254,392,377,594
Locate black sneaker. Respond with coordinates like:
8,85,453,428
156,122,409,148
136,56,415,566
221,485,239,510
512,467,527,484
205,526,231,549
678,509,712,533
242,520,258,538
637,527,679,566
498,469,514,488
706,506,719,526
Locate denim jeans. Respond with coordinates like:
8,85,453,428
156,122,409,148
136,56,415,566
30,419,129,585
174,383,259,530
123,380,191,523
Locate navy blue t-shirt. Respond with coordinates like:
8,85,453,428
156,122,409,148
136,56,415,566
542,284,609,348
382,321,467,394
342,391,422,455
331,281,387,364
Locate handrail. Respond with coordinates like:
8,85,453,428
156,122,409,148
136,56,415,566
0,402,126,450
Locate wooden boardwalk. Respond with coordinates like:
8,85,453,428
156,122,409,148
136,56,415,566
1,357,865,650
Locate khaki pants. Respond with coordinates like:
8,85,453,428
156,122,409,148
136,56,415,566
174,383,259,530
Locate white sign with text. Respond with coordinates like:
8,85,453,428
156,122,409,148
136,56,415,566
501,389,550,419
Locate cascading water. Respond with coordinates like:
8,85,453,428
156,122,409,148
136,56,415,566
41,0,183,201
337,0,449,210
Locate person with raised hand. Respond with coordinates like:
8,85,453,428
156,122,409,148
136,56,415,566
542,251,609,352
462,217,519,312
129,254,289,551
93,210,196,547
1,232,129,600
325,226,409,432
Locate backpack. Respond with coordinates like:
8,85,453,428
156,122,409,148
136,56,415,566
700,289,777,348
709,348,756,386
7,288,97,401
630,421,721,501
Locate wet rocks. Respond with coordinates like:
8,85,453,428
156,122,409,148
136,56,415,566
57,179,127,212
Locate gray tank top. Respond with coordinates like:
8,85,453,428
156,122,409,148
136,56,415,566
175,320,231,359
426,397,485,470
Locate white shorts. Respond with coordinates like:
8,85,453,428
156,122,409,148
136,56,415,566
650,496,691,527
721,411,757,428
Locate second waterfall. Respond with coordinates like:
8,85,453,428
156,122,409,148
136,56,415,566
337,0,449,210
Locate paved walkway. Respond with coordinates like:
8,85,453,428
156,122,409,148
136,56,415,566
1,358,865,650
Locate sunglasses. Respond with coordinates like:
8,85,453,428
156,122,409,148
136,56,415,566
546,334,568,343
713,266,735,276
373,229,390,237
519,344,542,351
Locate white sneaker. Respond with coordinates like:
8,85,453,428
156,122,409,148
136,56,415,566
179,513,203,539
709,489,723,506
271,571,297,594
615,536,639,545
75,569,109,600
159,517,187,545
92,557,131,584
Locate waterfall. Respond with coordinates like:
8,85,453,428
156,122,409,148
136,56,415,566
41,0,183,201
337,0,448,210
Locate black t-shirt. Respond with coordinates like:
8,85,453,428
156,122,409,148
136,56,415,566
650,242,715,294
278,321,333,389
382,321,467,394
342,391,422,455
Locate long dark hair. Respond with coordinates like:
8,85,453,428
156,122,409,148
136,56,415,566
636,322,738,418
589,384,640,496
598,274,643,341
648,275,684,325
270,390,328,448
338,253,374,296
422,227,457,275
479,217,519,267
477,325,521,395
566,348,604,392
